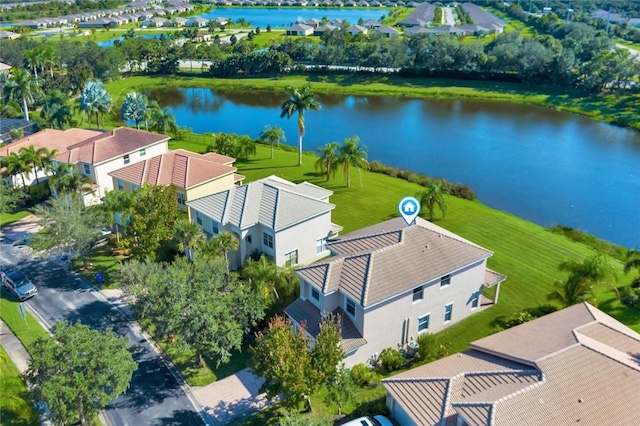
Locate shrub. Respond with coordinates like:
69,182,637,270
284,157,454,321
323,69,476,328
350,363,382,387
415,333,450,363
379,347,404,372
352,397,389,419
449,183,476,200
620,286,640,309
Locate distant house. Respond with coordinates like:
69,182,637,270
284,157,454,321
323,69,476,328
0,30,20,40
374,25,399,38
347,24,367,36
186,16,208,27
187,175,342,270
109,149,242,209
397,17,426,27
285,23,314,36
313,24,337,36
171,17,188,26
285,217,504,367
383,302,640,425
362,19,381,29
303,18,321,28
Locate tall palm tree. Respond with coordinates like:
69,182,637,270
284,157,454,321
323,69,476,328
3,68,41,121
202,231,239,272
102,189,135,243
242,255,298,304
0,152,32,193
41,44,57,78
24,47,43,80
259,125,286,159
79,80,112,129
48,163,92,199
315,142,340,182
121,91,149,129
279,84,321,166
417,183,448,220
147,101,178,136
337,136,368,188
624,250,640,289
18,145,58,194
41,90,73,129
547,254,613,307
173,219,205,260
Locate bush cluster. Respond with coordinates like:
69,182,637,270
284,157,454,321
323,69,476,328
349,363,382,387
368,160,476,200
620,286,640,310
379,347,405,373
415,333,450,364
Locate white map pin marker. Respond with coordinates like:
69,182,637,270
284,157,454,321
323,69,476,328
399,196,421,226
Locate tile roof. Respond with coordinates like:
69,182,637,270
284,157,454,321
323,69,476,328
296,218,492,307
186,175,335,231
107,149,236,189
54,127,169,165
0,128,102,157
383,303,640,426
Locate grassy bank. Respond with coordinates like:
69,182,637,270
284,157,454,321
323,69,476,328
0,346,40,426
0,210,31,227
104,74,640,131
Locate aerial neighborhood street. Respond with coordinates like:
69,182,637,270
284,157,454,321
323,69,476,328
1,0,640,425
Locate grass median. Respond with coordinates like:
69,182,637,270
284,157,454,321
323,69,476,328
0,346,40,426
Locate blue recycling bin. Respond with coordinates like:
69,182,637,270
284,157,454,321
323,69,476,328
95,272,104,285
22,233,30,245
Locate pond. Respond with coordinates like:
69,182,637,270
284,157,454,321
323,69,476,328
146,87,640,248
97,33,163,48
199,7,388,28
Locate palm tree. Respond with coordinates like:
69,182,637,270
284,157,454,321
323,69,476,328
102,190,135,243
24,47,43,80
0,152,32,193
3,68,41,121
147,102,178,136
242,255,298,304
18,145,58,195
315,142,340,182
259,125,286,159
48,163,92,199
547,254,613,307
624,250,640,289
173,219,205,260
78,80,112,129
279,84,321,166
417,183,448,221
202,231,239,271
234,136,257,160
121,91,149,129
41,44,57,78
337,136,368,188
41,90,73,129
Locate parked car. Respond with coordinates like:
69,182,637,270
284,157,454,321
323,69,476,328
1,270,38,301
342,415,393,426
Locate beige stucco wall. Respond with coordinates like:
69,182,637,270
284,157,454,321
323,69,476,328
185,174,235,201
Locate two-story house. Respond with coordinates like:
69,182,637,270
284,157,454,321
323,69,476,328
51,127,169,204
186,175,343,270
107,149,244,209
285,217,505,367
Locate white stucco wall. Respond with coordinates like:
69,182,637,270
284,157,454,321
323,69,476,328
273,212,332,267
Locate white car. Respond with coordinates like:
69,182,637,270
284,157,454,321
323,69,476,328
342,415,393,426
1,270,38,301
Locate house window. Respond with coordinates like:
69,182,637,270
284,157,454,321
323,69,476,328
346,298,356,316
247,234,252,244
263,232,273,249
412,286,423,302
311,287,320,301
211,220,219,235
139,148,146,156
131,184,139,192
123,154,130,165
195,211,202,225
116,179,124,190
471,291,480,309
444,303,453,322
418,314,430,332
316,237,328,254
83,164,90,175
441,274,451,288
285,250,298,267
177,192,186,206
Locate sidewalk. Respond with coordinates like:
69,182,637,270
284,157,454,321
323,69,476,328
0,318,32,374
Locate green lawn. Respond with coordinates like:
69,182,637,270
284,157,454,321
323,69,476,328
0,210,31,228
0,292,50,351
0,346,40,426
72,243,126,290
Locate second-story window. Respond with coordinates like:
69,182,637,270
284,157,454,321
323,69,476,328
346,298,356,316
311,287,320,301
139,148,146,156
83,164,90,175
195,211,202,225
116,179,124,190
123,154,130,165
177,192,186,206
413,286,423,302
441,274,451,288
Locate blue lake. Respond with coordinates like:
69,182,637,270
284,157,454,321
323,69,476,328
97,33,162,48
200,7,387,28
147,88,640,248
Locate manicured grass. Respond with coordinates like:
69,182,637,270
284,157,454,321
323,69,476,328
71,243,126,290
0,210,31,228
0,346,40,426
104,74,640,130
0,292,50,351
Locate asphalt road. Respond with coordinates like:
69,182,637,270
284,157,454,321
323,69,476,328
0,241,205,426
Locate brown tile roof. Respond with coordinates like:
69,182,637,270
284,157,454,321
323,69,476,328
296,218,493,307
383,303,640,426
0,128,102,157
108,149,236,189
284,298,367,353
54,127,169,165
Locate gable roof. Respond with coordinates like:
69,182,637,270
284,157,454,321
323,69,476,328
186,175,335,231
297,217,492,307
54,127,169,165
0,128,102,157
107,149,236,189
383,303,640,426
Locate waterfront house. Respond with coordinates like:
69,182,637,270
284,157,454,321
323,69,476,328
285,23,314,36
285,217,504,367
374,25,399,38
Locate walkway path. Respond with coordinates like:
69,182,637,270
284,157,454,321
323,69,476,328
0,319,32,374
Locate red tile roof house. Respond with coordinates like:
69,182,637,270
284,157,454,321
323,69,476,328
285,217,505,367
108,149,244,210
383,302,640,426
0,127,169,205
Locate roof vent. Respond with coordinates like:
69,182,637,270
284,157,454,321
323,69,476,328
578,398,583,403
